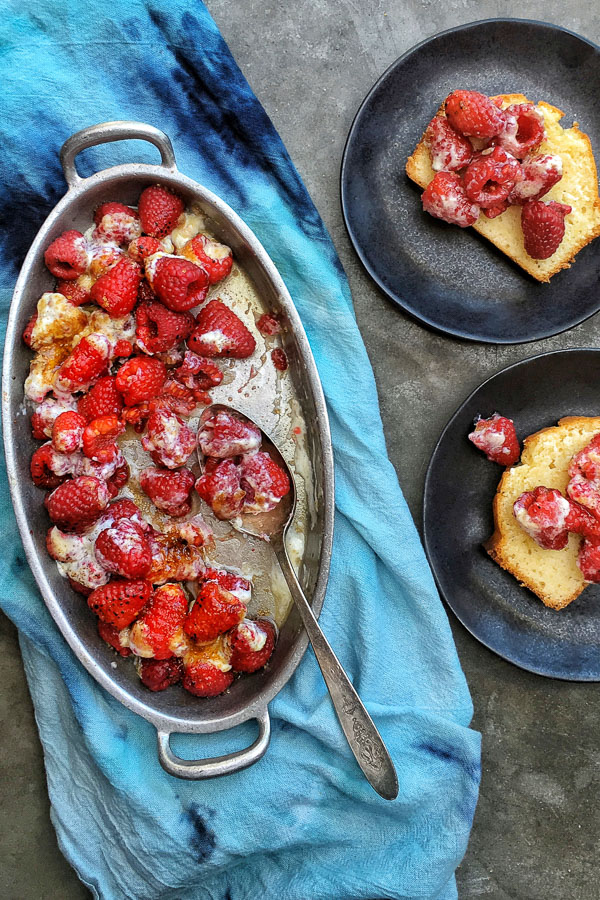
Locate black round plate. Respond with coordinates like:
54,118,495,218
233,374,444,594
341,19,600,344
424,349,600,680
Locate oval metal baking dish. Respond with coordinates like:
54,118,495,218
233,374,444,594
2,121,335,779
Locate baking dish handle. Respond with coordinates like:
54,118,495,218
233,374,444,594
156,708,271,779
60,121,177,188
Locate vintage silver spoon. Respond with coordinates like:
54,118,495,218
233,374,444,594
198,404,399,801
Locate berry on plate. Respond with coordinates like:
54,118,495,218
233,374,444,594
462,147,523,206
88,579,153,629
195,458,245,520
139,466,196,516
46,475,111,532
421,172,480,227
44,230,88,280
94,519,152,579
509,154,563,204
78,376,123,422
424,116,473,172
135,300,195,355
54,335,111,393
129,582,189,659
184,581,246,642
152,256,210,312
138,185,184,238
51,411,86,454
496,103,546,159
188,299,256,359
115,356,167,406
82,414,125,465
141,407,196,468
468,413,520,466
182,638,234,697
182,233,233,284
445,89,506,140
197,408,261,458
90,257,142,317
229,618,276,673
239,451,291,513
93,202,141,244
521,199,571,259
98,620,132,656
138,656,183,691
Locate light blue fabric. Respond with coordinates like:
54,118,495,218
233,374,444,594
0,3,481,898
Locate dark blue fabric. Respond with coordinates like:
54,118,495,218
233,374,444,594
0,3,480,898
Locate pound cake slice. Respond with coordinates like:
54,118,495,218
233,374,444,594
486,416,600,609
406,94,600,282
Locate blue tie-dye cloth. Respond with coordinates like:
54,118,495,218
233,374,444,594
0,3,480,898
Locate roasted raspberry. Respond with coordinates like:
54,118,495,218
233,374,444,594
128,236,163,263
104,498,143,523
195,458,245,520
56,278,91,306
138,656,183,691
203,568,252,603
182,641,234,697
567,434,600,519
509,153,563,205
31,413,46,440
138,185,184,238
93,202,141,244
87,243,124,280
152,256,209,312
240,451,290,513
147,533,206,584
135,300,195,355
272,348,288,371
521,200,571,260
230,618,276,673
468,413,520,466
165,514,214,549
55,335,111,393
44,230,88,280
141,407,196,469
173,351,223,390
463,147,523,206
184,582,246,642
51,411,86,454
82,415,125,464
78,376,123,422
88,579,153,629
32,395,79,439
421,172,480,227
424,116,473,172
514,487,572,550
97,620,132,657
115,356,167,406
482,200,509,219
496,103,546,159
46,475,110,531
30,444,66,489
90,257,142,318
154,379,197,416
577,538,600,582
197,409,261,458
182,233,233,284
256,313,281,336
95,519,152,578
22,313,38,347
139,466,196,517
445,90,506,139
188,299,256,359
129,583,189,659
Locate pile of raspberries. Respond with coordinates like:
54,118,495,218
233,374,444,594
421,90,571,260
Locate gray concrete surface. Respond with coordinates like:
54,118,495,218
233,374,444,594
2,1,600,897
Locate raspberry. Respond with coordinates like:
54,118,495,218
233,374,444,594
82,414,125,464
513,487,573,550
44,230,88,280
55,335,111,393
128,236,163,263
93,202,141,244
147,533,206,584
115,356,167,406
445,90,506,139
182,642,234,697
135,300,195,355
256,313,281,336
46,475,110,531
203,568,252,603
88,579,153,628
182,233,233,284
141,407,196,469
463,147,523,205
240,451,290,513
468,413,520,465
51,411,86,454
56,278,91,306
577,539,600,582
104,498,144,523
482,200,509,219
424,116,473,172
138,656,183,691
173,351,223,390
421,172,480,227
165,514,214,549
188,299,256,359
496,104,546,159
95,519,152,578
195,458,245,520
521,200,571,260
184,582,246,642
152,256,209,312
78,376,123,422
90,257,142,318
197,409,261,458
87,243,124,280
107,460,130,498
230,618,276,673
509,154,563,204
23,313,38,347
129,583,189,659
271,348,288,371
30,444,66,489
31,413,46,440
138,185,184,238
567,434,600,519
139,466,196,516
97,620,132,657
154,379,197,416
32,395,79,439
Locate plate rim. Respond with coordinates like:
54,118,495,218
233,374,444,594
340,18,600,345
422,346,600,681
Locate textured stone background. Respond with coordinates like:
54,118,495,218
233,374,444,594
3,2,600,897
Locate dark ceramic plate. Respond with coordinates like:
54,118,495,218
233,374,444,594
340,19,600,344
423,349,600,680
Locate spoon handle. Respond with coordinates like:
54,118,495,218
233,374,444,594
275,545,398,801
